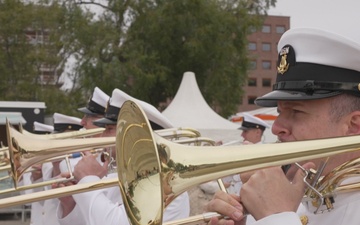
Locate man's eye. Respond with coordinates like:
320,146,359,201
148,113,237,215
292,109,303,114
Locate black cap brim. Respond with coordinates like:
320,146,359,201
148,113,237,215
93,117,116,127
238,126,251,131
78,107,98,115
255,90,343,107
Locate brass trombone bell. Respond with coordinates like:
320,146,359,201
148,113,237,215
5,119,115,190
116,100,360,225
0,120,205,195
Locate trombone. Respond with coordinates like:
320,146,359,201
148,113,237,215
19,126,106,140
0,120,206,195
1,101,360,225
1,120,114,194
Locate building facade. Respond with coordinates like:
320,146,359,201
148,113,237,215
238,15,290,112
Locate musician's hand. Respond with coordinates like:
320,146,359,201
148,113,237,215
240,162,315,220
73,151,109,181
206,191,246,224
51,172,77,217
208,217,246,225
31,164,42,181
242,140,253,145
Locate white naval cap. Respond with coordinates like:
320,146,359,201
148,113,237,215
93,88,174,130
78,87,110,115
53,113,83,132
256,28,360,107
239,113,270,131
33,121,54,134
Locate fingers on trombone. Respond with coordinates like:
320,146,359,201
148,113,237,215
82,150,91,156
206,191,244,221
208,217,236,225
31,164,42,170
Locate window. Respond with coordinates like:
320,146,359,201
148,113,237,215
262,78,272,87
248,78,257,87
262,60,271,70
276,26,286,34
262,43,271,52
248,42,257,51
248,96,257,105
249,60,257,70
262,25,271,33
249,26,257,33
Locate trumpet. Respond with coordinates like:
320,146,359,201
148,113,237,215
1,100,360,225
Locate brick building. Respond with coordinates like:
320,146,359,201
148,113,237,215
238,15,290,112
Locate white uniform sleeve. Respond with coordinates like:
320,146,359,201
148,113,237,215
71,175,130,225
58,174,190,225
250,212,302,225
163,192,190,222
57,203,86,225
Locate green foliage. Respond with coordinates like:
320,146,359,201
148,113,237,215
118,0,275,116
0,0,276,118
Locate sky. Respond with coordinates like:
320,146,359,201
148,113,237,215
267,0,360,43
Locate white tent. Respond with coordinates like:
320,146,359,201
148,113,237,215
162,72,241,143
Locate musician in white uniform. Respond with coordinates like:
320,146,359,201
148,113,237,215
77,86,110,133
56,88,190,225
25,115,83,225
238,113,270,145
222,114,270,195
206,28,360,225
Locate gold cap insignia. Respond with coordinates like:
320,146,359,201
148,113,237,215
104,99,110,113
277,46,290,74
300,215,308,225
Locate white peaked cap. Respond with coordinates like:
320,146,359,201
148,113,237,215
53,113,83,132
33,121,54,133
256,28,360,107
111,89,174,129
78,87,110,115
278,28,360,71
92,87,110,107
239,113,270,131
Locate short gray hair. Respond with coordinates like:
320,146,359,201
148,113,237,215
329,93,360,122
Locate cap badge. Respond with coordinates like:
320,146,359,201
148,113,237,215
277,46,290,74
105,99,110,113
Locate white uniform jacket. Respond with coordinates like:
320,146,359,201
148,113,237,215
247,178,360,225
57,173,190,225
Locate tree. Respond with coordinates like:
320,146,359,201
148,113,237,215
0,0,93,116
0,0,276,118
74,0,276,117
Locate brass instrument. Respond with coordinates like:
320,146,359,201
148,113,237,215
0,127,106,184
19,126,106,139
173,137,216,146
0,101,360,225
2,119,114,194
115,101,360,225
0,119,207,196
155,128,200,140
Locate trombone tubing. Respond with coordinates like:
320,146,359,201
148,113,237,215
0,132,359,207
20,127,106,140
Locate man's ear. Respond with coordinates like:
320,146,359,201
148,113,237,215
347,111,360,135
